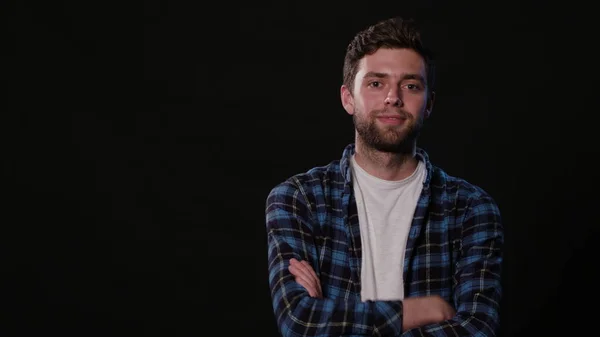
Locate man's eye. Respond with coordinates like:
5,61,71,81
369,81,382,87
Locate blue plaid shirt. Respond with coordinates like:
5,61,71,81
265,143,503,337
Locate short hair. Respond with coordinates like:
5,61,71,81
342,17,435,93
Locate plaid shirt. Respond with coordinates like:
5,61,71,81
265,143,503,337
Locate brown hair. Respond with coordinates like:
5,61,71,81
342,17,435,94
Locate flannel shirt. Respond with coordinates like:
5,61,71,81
265,143,503,337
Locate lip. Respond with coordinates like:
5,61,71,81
377,116,407,125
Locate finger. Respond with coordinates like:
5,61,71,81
289,259,322,297
295,277,317,297
294,272,318,297
290,266,320,298
288,263,298,277
290,269,322,298
289,265,314,291
301,260,322,294
288,261,306,279
299,260,322,297
440,303,455,320
289,260,315,286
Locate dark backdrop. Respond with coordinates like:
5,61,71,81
5,1,597,336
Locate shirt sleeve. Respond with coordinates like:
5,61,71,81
401,193,504,337
266,180,405,337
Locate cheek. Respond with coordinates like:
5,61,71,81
358,92,383,110
363,89,383,101
404,95,428,111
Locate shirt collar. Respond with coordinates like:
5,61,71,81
340,143,433,187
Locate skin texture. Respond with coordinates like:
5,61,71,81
341,47,434,181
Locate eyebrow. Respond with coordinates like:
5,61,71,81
363,71,426,83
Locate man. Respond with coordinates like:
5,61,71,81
265,16,503,337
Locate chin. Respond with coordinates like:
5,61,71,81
372,142,411,154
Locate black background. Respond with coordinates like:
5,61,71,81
5,1,597,336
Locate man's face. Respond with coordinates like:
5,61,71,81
341,48,433,153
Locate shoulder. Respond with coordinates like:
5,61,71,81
266,159,343,203
432,166,493,199
430,165,501,215
417,147,496,205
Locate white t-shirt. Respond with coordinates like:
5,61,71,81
350,155,426,301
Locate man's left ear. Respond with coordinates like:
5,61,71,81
425,91,435,119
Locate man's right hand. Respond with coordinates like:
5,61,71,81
401,295,456,331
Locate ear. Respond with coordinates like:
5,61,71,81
425,90,435,119
340,85,355,115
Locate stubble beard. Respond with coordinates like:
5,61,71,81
353,108,424,154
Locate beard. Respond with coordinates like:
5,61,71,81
353,108,424,154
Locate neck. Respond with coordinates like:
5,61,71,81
353,139,419,181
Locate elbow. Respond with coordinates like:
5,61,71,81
279,320,305,337
455,311,500,337
274,296,309,337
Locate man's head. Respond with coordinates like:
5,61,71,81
340,17,435,154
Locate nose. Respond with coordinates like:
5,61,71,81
384,90,402,106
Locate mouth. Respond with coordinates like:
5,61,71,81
376,115,407,125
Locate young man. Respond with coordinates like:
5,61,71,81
265,16,503,337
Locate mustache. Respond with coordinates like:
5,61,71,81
373,109,411,119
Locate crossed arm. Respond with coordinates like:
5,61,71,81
287,258,456,333
266,183,504,337
266,183,408,336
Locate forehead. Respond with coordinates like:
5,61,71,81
357,48,426,79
